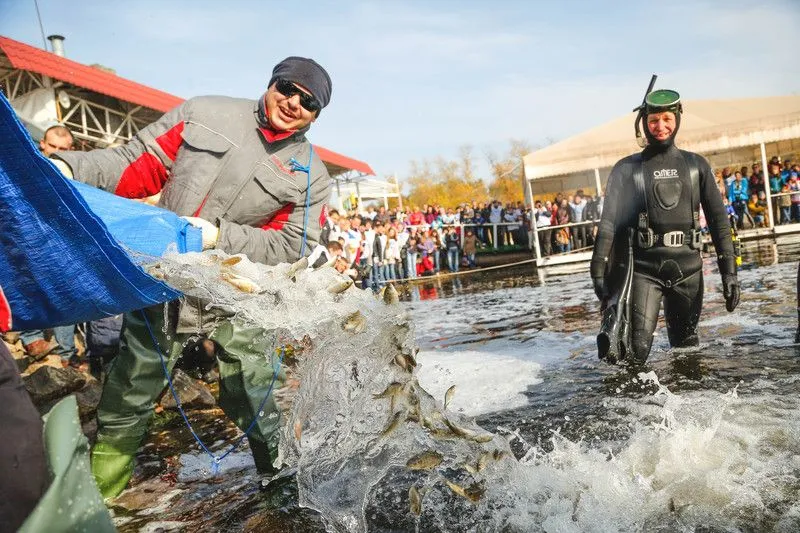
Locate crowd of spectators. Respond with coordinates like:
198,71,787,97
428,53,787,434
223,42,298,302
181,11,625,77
310,200,531,290
717,157,800,229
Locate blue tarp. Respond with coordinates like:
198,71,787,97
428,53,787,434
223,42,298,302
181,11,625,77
0,93,198,330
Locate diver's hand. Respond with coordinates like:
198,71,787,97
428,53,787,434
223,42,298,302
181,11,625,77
722,274,740,312
182,216,219,250
592,277,607,301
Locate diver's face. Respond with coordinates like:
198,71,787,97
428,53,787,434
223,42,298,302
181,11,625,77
647,111,676,141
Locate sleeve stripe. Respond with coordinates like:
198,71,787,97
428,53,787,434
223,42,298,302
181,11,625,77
260,203,295,231
155,122,185,162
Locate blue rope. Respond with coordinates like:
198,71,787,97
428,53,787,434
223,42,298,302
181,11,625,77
288,145,314,258
141,309,284,474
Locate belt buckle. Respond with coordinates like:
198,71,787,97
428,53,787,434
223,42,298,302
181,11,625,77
663,231,684,247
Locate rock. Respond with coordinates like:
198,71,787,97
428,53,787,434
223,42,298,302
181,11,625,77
159,369,216,410
23,365,87,405
112,477,174,512
75,379,103,421
14,355,31,373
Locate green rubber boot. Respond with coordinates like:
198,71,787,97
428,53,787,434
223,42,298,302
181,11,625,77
91,441,135,499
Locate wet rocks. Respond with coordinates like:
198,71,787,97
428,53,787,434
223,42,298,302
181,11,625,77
159,369,216,410
23,365,87,405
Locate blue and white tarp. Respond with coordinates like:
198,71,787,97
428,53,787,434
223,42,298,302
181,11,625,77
0,93,200,330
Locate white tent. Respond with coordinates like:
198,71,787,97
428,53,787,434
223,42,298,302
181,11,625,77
330,175,402,212
523,94,800,204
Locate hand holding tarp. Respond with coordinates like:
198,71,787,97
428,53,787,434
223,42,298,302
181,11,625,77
722,274,740,312
182,216,219,250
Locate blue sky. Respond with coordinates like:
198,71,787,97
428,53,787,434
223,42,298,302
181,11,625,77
1,0,798,184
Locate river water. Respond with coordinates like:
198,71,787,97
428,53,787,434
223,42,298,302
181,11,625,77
115,242,800,532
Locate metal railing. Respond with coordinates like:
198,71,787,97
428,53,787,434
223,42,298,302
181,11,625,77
401,221,529,250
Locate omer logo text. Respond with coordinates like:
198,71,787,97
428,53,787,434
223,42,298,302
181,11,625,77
653,169,679,178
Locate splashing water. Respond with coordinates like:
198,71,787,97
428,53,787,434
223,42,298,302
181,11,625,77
150,252,800,532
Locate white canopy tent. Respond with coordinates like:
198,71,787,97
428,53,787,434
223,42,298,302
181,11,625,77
330,175,402,212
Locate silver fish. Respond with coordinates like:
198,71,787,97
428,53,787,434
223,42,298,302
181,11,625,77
409,486,423,516
444,385,456,410
444,480,485,503
220,271,262,293
383,283,400,305
342,311,366,334
286,256,309,279
327,279,354,294
406,450,443,471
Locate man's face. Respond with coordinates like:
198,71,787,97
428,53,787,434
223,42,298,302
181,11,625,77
646,111,676,142
265,80,318,131
40,130,73,156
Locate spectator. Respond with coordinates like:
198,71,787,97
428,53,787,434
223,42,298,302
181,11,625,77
384,226,401,281
569,191,588,249
727,171,749,228
535,201,552,256
747,192,766,227
445,227,461,272
463,230,478,267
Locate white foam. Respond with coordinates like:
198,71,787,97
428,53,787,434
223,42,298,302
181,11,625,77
416,349,542,416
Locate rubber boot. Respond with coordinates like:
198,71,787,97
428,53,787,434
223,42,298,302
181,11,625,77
91,441,135,499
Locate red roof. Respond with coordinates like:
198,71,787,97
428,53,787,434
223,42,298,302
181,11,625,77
314,145,375,176
0,35,182,112
1,35,374,176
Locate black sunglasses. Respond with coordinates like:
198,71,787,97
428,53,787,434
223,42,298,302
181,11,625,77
274,78,321,113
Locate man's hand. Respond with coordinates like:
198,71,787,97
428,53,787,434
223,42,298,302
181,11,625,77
592,277,607,301
722,274,740,312
182,216,219,250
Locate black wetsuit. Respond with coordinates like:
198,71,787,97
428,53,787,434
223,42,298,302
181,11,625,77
591,144,736,362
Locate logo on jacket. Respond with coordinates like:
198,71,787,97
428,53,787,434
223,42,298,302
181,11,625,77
653,169,679,179
320,204,328,228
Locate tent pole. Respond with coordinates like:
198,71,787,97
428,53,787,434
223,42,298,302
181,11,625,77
355,182,362,213
760,142,774,229
335,179,343,212
528,179,541,262
594,168,602,196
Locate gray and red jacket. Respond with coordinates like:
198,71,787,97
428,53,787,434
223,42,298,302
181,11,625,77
55,95,331,266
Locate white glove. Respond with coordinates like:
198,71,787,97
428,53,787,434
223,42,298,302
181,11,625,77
182,216,219,250
50,158,74,179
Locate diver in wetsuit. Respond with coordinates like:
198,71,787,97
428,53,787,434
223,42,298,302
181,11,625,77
591,88,740,363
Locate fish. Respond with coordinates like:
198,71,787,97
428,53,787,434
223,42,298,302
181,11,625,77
220,271,262,293
444,480,485,503
372,382,404,400
286,256,309,279
220,256,242,267
327,279,354,294
383,283,400,305
393,351,417,372
381,410,405,437
342,311,367,334
444,385,456,410
443,417,494,444
406,450,443,471
409,486,423,516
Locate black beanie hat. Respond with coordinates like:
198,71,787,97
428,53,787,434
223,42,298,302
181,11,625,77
269,56,332,109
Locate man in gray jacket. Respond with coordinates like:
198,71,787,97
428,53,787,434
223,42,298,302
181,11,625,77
54,56,333,498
